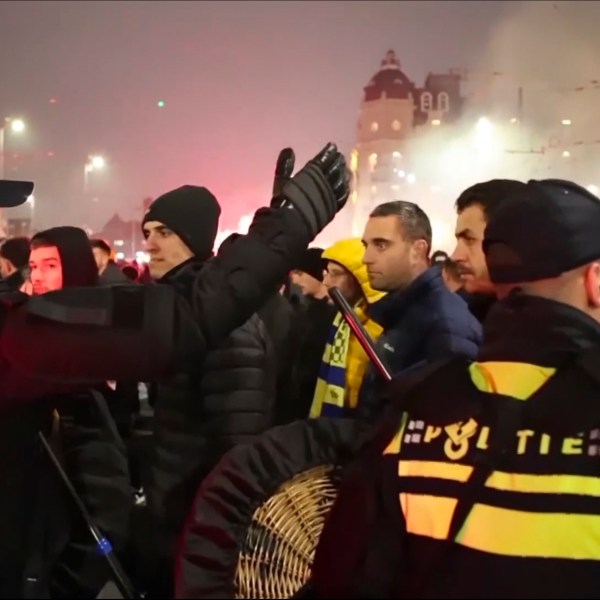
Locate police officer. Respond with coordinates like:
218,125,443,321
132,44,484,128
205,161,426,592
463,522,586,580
310,179,600,599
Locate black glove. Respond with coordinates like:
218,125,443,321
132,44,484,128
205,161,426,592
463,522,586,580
275,143,350,238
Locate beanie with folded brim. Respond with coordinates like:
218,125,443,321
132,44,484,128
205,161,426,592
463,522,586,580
142,185,221,261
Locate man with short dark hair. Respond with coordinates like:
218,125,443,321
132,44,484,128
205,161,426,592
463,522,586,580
359,200,481,420
452,179,526,321
0,236,30,291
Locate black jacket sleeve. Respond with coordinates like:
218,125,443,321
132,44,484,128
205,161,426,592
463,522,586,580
186,207,309,349
0,207,310,401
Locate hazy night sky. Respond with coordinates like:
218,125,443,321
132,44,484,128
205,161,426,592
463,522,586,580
0,0,593,234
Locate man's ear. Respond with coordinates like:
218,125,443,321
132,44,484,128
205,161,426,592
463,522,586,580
584,262,600,307
412,239,429,262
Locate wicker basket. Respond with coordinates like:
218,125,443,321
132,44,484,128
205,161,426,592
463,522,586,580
235,464,341,599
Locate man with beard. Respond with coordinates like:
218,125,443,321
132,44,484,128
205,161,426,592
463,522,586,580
451,179,526,322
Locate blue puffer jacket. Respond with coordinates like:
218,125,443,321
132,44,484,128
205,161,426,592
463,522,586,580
358,266,482,421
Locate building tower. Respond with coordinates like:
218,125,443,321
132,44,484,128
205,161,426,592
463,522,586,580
350,50,463,235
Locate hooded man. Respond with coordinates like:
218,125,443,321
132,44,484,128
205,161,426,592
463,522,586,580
140,186,276,598
2,226,131,600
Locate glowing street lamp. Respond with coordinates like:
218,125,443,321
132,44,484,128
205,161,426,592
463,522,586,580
10,118,25,134
90,155,106,170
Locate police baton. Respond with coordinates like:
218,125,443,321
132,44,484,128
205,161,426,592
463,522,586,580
328,287,392,382
37,432,139,600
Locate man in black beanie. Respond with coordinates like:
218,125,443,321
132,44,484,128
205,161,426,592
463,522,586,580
290,246,329,300
140,186,277,598
281,247,336,423
0,145,353,598
142,185,221,280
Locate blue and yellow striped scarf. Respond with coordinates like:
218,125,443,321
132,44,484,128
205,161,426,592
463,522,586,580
310,312,351,418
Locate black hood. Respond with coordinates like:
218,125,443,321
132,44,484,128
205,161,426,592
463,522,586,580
31,226,98,288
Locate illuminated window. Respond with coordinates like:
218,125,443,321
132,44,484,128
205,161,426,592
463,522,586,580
391,184,400,191
350,150,359,172
438,92,449,112
370,121,379,132
392,120,401,131
368,153,378,172
371,185,377,195
421,92,432,111
392,151,402,159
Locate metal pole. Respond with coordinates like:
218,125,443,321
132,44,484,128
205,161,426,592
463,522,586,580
37,432,139,599
329,286,392,382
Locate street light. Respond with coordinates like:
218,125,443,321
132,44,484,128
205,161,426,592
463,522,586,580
90,155,105,170
10,119,25,134
0,117,27,179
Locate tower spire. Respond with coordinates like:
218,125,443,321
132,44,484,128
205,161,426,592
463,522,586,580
381,49,400,70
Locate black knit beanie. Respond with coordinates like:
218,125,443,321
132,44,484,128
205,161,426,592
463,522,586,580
32,226,98,287
295,247,326,281
142,185,221,261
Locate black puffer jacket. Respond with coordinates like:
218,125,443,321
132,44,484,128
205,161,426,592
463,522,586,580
146,260,276,590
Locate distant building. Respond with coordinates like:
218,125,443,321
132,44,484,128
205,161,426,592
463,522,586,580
350,50,465,234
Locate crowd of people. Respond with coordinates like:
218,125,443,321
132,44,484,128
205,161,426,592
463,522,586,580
0,144,598,599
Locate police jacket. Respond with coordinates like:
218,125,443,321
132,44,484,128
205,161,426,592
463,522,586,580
312,293,600,599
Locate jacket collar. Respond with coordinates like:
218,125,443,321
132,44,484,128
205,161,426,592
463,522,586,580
479,293,600,366
368,266,442,329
